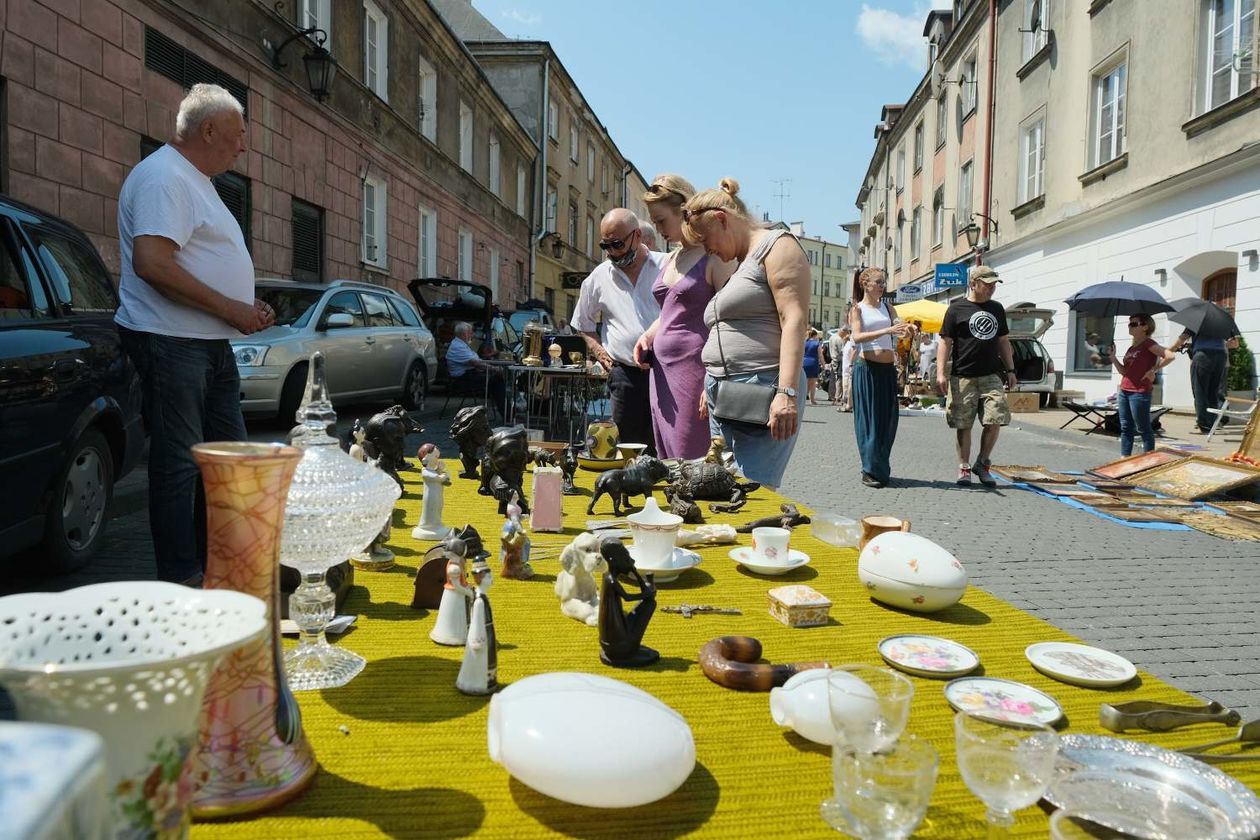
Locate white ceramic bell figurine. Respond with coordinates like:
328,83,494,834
413,443,453,540
768,668,878,746
456,558,498,695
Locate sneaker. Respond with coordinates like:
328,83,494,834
956,464,973,486
973,459,997,488
861,472,883,488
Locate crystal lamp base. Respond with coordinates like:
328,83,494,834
284,640,366,691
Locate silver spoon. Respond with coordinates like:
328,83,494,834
1179,719,1260,755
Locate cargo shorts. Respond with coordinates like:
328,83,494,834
946,374,1010,429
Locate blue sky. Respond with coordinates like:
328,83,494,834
473,0,950,242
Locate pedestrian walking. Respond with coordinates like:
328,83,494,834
682,178,810,488
849,268,913,487
936,265,1016,487
1168,327,1239,433
1111,313,1175,455
826,326,848,405
803,329,824,405
632,175,735,459
114,83,274,585
573,209,667,451
638,219,661,252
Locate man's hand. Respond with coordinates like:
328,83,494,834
594,347,614,370
224,299,269,335
254,298,276,328
633,333,654,368
937,374,949,396
1005,371,1018,391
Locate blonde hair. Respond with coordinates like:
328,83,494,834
682,178,753,242
642,174,696,209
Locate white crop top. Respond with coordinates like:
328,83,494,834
855,301,895,353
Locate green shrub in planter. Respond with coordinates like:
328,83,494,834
1228,334,1256,393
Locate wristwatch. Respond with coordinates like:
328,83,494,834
776,386,797,397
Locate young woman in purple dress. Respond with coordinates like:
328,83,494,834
632,175,736,459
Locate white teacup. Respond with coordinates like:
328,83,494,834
627,498,682,568
751,527,792,565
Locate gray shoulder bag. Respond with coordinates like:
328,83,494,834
709,290,777,430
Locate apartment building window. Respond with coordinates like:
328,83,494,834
300,0,331,40
601,163,609,194
569,116,579,163
457,228,472,282
586,216,595,259
913,121,924,171
586,142,596,182
1023,0,1050,62
1090,54,1127,168
910,206,922,261
824,280,831,297
961,54,978,115
957,161,973,235
547,101,558,141
895,148,905,191
932,187,944,246
515,165,527,217
489,135,501,197
567,201,578,247
362,174,387,267
1201,0,1256,112
291,198,323,282
1020,115,1045,203
459,100,473,173
363,0,388,101
417,53,437,141
418,203,437,276
825,253,832,269
936,94,947,148
545,184,557,233
488,247,500,299
894,219,903,270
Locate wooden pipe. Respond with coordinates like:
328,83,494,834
698,636,827,691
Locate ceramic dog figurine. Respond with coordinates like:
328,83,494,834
555,532,607,626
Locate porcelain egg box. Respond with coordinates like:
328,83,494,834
856,531,967,613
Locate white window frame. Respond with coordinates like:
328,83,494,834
459,100,473,173
363,0,388,101
895,147,905,191
362,173,387,268
910,206,922,261
601,162,609,195
1201,0,1257,113
913,121,924,171
936,94,948,148
586,216,595,259
587,141,595,182
932,187,944,246
515,165,527,218
457,228,473,283
961,54,978,115
1090,51,1127,168
489,134,501,197
568,116,579,163
567,200,578,245
545,185,557,233
417,203,437,276
1022,0,1050,63
1019,113,1046,203
416,52,437,142
894,220,903,270
547,101,558,140
300,0,331,43
488,246,500,299
957,161,973,235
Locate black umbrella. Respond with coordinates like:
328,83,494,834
1064,280,1174,316
1168,297,1239,340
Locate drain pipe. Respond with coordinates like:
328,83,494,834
977,0,997,266
530,56,552,299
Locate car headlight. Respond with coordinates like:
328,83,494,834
233,345,269,366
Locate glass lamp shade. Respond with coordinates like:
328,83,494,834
280,352,400,690
303,46,337,101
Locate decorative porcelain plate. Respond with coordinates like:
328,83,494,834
944,677,1064,726
1025,642,1137,688
728,547,811,576
878,634,980,679
630,546,701,583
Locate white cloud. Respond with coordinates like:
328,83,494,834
500,8,541,26
856,2,945,71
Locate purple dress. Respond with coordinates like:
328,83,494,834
650,255,714,459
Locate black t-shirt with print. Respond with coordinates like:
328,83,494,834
941,298,1009,377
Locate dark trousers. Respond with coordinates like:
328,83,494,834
454,370,507,418
851,358,899,483
1190,349,1228,430
609,363,655,455
120,328,246,583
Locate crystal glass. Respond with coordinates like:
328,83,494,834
955,711,1058,839
828,664,915,754
280,352,401,690
821,733,938,838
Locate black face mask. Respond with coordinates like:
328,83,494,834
609,232,639,269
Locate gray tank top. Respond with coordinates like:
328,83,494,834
702,229,796,376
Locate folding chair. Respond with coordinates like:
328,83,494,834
1206,396,1258,443
1059,400,1117,435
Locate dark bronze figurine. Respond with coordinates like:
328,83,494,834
478,426,530,515
560,441,581,495
449,405,491,479
735,503,812,533
598,539,658,668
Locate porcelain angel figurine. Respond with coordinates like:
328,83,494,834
429,526,486,646
499,493,533,580
412,443,453,540
456,556,498,695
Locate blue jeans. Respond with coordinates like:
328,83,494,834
1116,389,1154,456
120,328,247,582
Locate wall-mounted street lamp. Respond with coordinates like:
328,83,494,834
962,213,1001,251
548,234,565,259
272,27,338,102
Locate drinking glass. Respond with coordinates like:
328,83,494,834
954,711,1058,839
821,733,939,838
828,664,915,754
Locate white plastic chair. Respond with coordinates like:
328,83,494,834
1205,395,1257,442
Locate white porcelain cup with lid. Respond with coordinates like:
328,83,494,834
626,498,683,567
751,527,791,566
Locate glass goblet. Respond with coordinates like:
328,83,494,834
828,664,915,755
821,733,939,838
954,711,1058,839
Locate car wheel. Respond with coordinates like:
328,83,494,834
278,362,309,423
1039,391,1051,408
402,359,427,411
44,427,114,574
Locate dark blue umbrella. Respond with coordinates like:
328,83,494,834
1168,297,1239,340
1065,281,1174,317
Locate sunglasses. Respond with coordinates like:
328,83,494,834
647,183,685,200
1127,321,1142,327
598,230,638,251
681,207,718,223
866,279,887,287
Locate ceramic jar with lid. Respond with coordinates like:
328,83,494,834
857,531,967,613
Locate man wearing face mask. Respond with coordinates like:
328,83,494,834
572,208,668,452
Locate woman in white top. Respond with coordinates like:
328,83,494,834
847,268,915,487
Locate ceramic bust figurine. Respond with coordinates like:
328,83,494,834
412,443,452,541
456,557,498,695
555,532,607,626
429,526,486,646
548,342,563,366
598,538,659,668
499,493,533,580
478,426,530,515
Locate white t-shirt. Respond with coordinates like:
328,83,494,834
571,251,667,366
115,144,255,339
841,338,856,376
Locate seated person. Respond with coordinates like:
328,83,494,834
447,321,508,415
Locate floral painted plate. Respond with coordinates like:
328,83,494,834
877,634,980,679
944,677,1064,726
1025,642,1137,688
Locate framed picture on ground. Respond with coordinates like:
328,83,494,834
1088,448,1187,481
1131,456,1260,501
1104,507,1176,523
1236,411,1260,463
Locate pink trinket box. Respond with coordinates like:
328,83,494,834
530,466,564,532
767,585,832,628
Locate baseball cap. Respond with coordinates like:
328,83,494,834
971,265,1002,284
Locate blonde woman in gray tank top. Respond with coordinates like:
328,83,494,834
680,179,811,489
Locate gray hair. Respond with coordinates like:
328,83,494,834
638,220,658,250
175,83,244,140
453,321,473,338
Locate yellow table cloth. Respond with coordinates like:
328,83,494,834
195,460,1260,838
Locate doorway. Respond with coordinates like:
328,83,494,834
1202,268,1237,313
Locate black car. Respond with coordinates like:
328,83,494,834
0,195,144,572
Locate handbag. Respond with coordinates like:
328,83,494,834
709,292,777,430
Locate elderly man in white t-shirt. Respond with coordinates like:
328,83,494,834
572,209,666,452
115,83,272,586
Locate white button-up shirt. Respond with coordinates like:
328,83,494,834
571,251,667,366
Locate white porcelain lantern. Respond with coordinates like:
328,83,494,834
857,531,967,613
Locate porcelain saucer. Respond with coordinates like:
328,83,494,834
729,546,811,576
577,453,625,472
629,545,702,583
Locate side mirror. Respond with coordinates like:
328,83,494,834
323,313,354,330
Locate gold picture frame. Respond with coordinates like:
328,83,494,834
1237,410,1260,462
1087,448,1187,480
1132,456,1260,500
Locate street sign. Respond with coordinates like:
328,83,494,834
935,263,969,287
896,284,925,302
